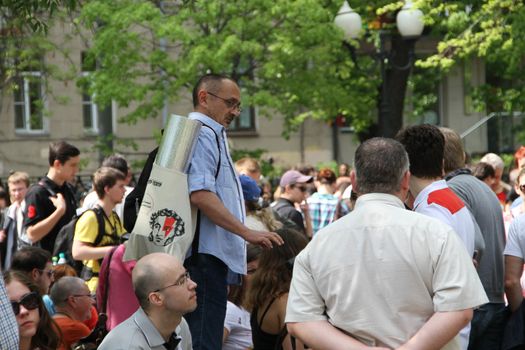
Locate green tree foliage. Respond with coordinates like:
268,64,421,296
3,0,525,140
417,0,525,115
74,0,378,137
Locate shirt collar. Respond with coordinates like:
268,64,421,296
413,179,447,210
354,193,406,210
133,308,169,348
188,112,224,135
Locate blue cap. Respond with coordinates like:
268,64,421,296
239,175,261,201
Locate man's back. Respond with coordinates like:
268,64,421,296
286,193,487,349
447,173,505,303
413,180,476,255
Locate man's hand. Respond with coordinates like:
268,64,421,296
49,193,66,215
0,229,6,243
243,229,284,249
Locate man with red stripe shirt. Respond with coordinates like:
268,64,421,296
397,124,481,350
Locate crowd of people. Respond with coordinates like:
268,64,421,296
0,74,525,350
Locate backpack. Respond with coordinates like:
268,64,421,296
123,147,158,233
123,123,220,233
52,207,105,274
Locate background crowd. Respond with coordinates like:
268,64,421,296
1,79,525,349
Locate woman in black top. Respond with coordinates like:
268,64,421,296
246,228,308,350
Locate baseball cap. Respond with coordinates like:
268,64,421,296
279,170,313,188
239,175,261,201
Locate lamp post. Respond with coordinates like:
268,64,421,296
335,1,424,138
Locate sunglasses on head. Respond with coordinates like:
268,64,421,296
11,292,39,316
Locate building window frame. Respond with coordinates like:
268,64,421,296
81,71,99,134
13,71,47,134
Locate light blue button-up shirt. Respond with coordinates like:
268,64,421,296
187,112,246,275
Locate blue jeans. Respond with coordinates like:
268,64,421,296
184,253,228,350
468,302,507,350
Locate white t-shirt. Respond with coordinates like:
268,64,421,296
223,301,252,350
413,180,476,256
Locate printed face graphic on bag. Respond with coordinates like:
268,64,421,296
148,208,185,246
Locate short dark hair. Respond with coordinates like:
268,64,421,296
11,247,51,272
354,137,409,195
396,124,444,179
192,74,233,108
102,154,129,176
48,141,80,166
93,167,126,199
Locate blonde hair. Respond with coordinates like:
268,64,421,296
8,171,30,187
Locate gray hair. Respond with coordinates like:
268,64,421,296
49,276,87,307
354,137,409,195
480,153,505,170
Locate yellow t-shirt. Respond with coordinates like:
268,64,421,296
74,209,125,292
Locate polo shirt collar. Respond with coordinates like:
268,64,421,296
413,179,447,211
355,193,406,209
188,112,224,135
133,308,170,348
42,175,65,191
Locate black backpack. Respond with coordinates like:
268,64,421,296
123,147,158,233
52,207,105,274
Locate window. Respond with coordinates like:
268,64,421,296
13,72,45,132
81,76,99,133
81,51,102,134
229,105,256,132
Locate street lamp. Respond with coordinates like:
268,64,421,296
335,1,425,137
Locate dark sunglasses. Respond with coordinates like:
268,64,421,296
11,292,40,316
520,184,525,193
295,185,307,192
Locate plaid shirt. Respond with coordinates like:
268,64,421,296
307,193,348,235
0,274,19,349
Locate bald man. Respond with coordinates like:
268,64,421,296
99,253,195,350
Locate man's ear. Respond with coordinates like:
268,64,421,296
148,292,163,308
400,170,411,192
350,170,358,194
31,268,40,282
52,159,62,169
197,89,208,108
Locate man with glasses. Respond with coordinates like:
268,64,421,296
11,246,54,295
185,74,284,349
50,276,93,349
99,252,194,350
272,170,313,237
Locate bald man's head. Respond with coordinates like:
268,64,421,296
132,253,182,311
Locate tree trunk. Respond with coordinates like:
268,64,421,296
377,34,414,138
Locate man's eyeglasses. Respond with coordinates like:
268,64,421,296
207,91,242,112
38,269,54,279
153,271,191,293
11,292,39,316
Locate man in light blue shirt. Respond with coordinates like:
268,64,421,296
186,74,283,350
